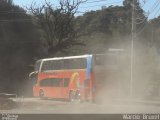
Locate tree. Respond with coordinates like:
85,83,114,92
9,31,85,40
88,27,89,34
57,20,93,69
28,0,85,56
0,0,42,95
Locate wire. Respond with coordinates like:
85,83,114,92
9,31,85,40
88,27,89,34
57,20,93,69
76,0,123,15
151,2,160,18
136,18,147,24
135,0,160,24
147,5,160,27
84,0,108,4
79,1,122,9
140,0,150,7
0,0,122,16
136,0,159,18
0,0,117,15
135,0,160,35
136,21,148,35
146,0,160,15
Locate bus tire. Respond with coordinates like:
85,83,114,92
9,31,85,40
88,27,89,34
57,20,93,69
75,91,81,102
69,91,75,102
39,90,44,99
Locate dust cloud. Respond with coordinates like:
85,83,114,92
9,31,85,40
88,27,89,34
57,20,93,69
12,37,160,114
93,38,160,105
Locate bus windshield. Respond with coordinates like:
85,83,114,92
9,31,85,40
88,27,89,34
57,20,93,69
41,58,87,72
34,60,42,72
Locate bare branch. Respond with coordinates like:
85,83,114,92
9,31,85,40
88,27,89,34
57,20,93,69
28,0,84,55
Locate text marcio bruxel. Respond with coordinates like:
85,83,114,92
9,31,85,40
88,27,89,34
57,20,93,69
123,114,160,120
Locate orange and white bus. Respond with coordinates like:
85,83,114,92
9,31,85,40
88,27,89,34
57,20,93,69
30,54,122,102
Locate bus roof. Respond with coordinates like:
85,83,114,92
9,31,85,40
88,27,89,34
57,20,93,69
37,53,120,62
41,54,93,61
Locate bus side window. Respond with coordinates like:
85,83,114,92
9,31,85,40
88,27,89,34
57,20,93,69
40,78,64,87
59,79,63,87
64,78,69,87
54,60,64,70
40,79,52,87
41,60,64,71
51,78,62,87
64,59,71,69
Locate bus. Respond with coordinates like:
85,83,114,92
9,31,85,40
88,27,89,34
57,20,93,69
30,54,123,102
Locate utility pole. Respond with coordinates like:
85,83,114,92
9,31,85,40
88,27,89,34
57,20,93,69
130,0,136,97
151,24,154,47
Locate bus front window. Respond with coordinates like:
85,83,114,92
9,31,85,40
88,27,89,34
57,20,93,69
34,60,41,72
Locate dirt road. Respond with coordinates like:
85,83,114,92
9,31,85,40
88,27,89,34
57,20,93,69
0,98,160,114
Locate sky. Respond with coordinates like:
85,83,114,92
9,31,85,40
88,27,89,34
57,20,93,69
13,0,160,19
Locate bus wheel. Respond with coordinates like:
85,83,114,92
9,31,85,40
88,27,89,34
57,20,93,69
69,91,75,102
39,90,44,98
75,91,81,102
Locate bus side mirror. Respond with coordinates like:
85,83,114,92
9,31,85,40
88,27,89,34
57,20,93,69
29,71,38,77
